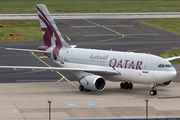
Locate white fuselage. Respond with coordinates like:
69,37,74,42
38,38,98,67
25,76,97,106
51,47,177,84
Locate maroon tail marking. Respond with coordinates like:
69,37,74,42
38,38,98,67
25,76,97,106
37,6,62,60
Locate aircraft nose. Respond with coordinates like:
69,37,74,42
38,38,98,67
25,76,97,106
169,69,177,80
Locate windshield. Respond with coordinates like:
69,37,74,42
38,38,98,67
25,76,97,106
158,64,173,68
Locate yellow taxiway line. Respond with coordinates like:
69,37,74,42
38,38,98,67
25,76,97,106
31,52,78,88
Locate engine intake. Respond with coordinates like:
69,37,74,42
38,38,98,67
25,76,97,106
158,80,172,87
80,75,106,91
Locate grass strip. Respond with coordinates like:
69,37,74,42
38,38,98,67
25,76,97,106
0,20,42,41
160,50,180,64
139,18,180,35
0,0,180,14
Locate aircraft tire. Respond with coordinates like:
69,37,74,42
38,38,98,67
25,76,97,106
87,89,91,92
120,83,125,89
128,83,133,89
84,89,91,92
79,85,84,91
84,89,88,92
150,90,157,95
154,90,157,95
124,82,129,89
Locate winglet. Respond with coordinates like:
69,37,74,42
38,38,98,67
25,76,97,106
174,53,178,57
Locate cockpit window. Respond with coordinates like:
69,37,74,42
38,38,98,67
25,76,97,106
158,64,164,68
165,64,173,67
158,64,173,68
165,65,170,67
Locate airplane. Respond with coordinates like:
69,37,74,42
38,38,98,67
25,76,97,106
0,4,179,95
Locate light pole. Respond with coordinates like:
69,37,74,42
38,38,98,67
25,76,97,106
145,99,149,118
48,101,52,120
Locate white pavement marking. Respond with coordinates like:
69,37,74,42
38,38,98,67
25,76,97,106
66,36,71,41
172,47,180,49
16,80,58,82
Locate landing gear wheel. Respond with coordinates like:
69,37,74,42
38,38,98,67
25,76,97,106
124,82,129,89
84,88,88,92
120,82,133,89
150,90,157,95
128,83,133,89
120,83,125,89
79,85,84,91
84,88,91,92
150,84,157,95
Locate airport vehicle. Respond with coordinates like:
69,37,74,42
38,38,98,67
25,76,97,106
0,4,179,95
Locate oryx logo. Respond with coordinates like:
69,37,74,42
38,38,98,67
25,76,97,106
86,80,89,85
37,6,62,60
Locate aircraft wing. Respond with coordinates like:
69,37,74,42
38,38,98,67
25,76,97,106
165,56,180,61
165,53,180,61
5,48,51,54
0,66,120,75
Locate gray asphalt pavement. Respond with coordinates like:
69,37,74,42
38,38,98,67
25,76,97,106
0,19,180,83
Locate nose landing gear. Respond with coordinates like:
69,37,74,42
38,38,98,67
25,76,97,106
150,84,157,95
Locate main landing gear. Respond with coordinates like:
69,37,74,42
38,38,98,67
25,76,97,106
79,85,91,92
120,82,133,89
150,84,157,95
79,85,84,91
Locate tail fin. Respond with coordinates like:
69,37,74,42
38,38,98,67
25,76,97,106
36,4,70,48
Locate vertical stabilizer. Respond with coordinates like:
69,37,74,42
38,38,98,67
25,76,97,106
37,4,70,47
37,4,70,60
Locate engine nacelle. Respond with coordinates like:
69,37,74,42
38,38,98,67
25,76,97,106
158,80,172,87
80,75,106,91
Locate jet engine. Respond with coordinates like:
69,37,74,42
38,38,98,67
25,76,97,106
80,75,106,91
158,80,172,87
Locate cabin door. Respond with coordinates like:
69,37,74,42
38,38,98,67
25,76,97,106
142,59,151,73
59,50,66,64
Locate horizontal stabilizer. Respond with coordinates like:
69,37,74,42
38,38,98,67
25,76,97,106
5,48,51,54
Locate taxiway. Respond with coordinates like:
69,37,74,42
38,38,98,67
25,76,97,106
0,18,180,119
